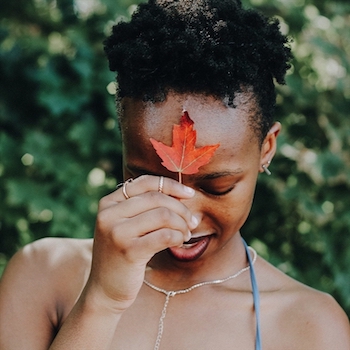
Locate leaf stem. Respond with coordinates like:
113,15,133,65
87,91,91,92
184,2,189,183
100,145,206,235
178,172,182,184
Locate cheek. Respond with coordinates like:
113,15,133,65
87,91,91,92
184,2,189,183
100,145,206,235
213,180,257,226
233,184,257,217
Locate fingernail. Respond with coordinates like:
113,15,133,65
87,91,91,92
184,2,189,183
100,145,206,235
191,215,199,227
183,185,195,195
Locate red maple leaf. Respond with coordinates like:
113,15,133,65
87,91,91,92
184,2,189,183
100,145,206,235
150,111,220,183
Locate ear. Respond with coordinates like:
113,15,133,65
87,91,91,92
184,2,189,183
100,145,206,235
259,122,281,173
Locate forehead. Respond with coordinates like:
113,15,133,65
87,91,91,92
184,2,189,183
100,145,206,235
122,93,257,138
120,93,260,169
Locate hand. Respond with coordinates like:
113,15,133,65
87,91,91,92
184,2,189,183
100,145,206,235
84,175,198,312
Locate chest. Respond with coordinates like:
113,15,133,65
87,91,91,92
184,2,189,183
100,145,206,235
110,287,257,350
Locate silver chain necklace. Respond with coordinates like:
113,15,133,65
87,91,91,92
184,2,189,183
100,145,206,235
143,247,257,350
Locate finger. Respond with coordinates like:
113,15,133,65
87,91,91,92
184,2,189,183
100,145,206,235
116,207,191,241
98,192,198,230
97,193,196,240
118,191,196,228
112,175,195,202
129,228,187,260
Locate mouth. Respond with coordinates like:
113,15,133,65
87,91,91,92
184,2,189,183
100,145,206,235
181,236,207,247
168,235,212,262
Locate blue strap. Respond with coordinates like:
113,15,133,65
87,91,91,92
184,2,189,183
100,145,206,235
242,238,262,350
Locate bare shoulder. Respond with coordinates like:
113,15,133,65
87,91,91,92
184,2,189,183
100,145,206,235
1,237,93,286
0,237,93,350
287,283,349,347
2,237,93,304
30,236,92,268
257,258,350,349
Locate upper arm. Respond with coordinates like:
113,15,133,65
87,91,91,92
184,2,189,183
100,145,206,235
0,239,59,350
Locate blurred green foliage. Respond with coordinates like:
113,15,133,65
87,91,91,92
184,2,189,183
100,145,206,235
0,0,349,316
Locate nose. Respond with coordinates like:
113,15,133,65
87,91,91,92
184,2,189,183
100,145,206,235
180,194,203,230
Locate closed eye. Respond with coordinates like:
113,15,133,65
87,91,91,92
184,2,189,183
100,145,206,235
200,186,235,198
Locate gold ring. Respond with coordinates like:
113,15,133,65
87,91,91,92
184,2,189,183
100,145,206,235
158,176,164,193
122,178,133,199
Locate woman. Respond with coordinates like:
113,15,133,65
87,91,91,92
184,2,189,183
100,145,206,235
0,0,349,349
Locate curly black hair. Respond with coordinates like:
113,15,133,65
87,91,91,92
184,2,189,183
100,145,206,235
104,0,292,143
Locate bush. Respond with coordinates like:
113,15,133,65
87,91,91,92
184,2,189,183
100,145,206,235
1,0,349,316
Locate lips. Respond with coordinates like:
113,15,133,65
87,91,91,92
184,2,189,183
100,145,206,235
168,235,211,262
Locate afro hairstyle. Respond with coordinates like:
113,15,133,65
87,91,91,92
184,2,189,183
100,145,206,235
104,0,292,142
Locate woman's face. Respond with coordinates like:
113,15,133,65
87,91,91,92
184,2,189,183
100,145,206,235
121,92,273,264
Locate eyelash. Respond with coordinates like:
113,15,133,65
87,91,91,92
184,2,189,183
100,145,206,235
200,186,235,198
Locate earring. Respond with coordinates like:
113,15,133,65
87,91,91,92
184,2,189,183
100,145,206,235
262,160,271,175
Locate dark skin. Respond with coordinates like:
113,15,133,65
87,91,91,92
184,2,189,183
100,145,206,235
0,92,349,349
121,93,261,281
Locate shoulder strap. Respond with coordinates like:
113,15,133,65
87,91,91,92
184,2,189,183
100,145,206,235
242,238,262,350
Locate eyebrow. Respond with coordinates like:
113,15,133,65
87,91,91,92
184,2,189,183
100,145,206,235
126,164,243,180
194,170,243,180
126,164,158,176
